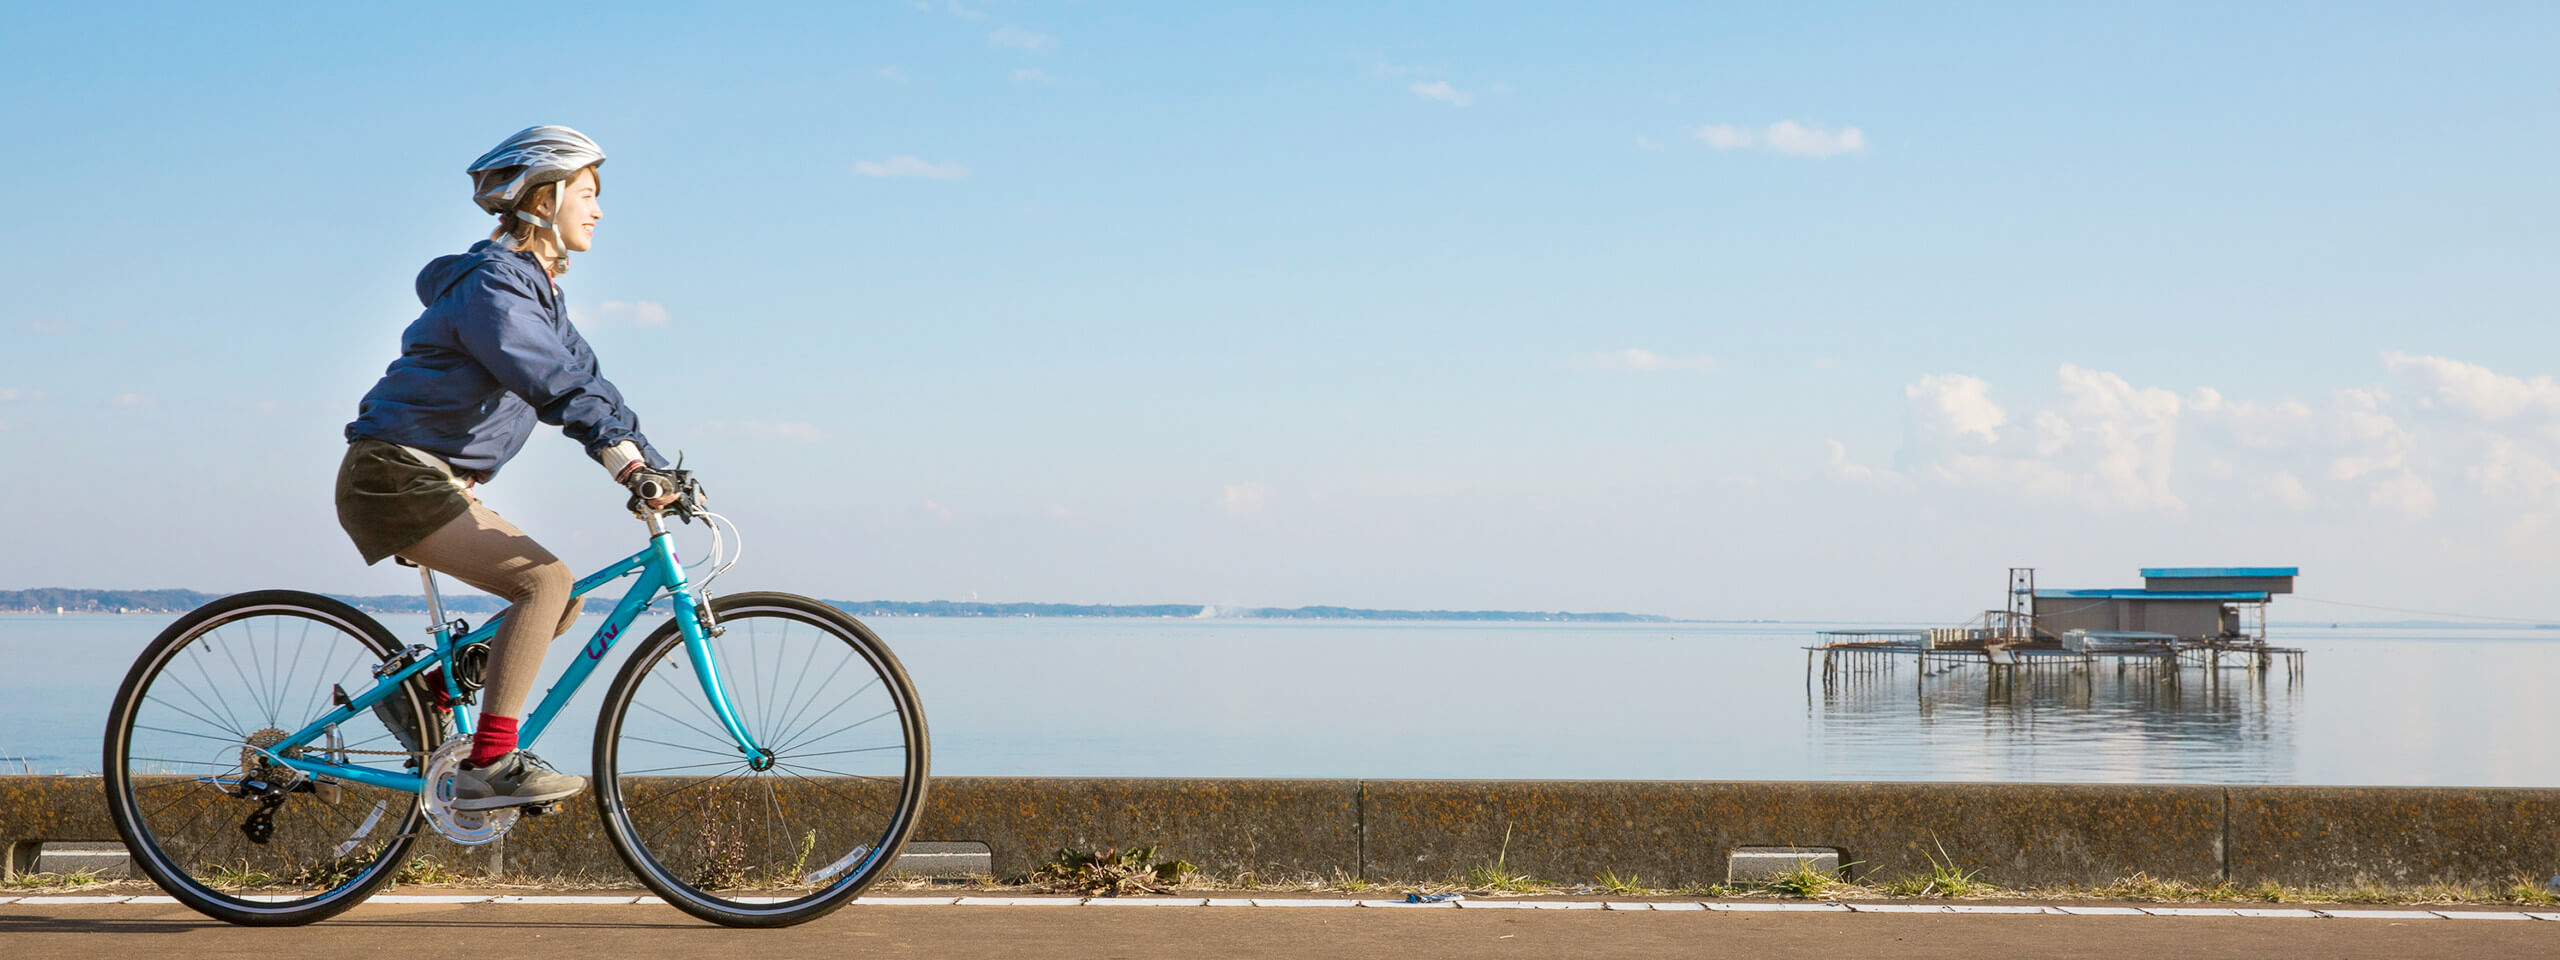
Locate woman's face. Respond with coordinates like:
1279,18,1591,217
553,169,602,252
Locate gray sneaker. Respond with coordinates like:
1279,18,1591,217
453,751,586,810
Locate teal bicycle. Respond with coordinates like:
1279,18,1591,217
102,471,930,927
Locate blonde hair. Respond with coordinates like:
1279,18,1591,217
488,165,601,274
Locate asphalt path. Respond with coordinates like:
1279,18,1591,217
3,900,2552,959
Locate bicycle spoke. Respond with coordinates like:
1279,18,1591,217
140,694,249,744
185,645,253,740
618,732,736,756
775,744,904,762
770,761,899,782
772,631,823,746
622,762,754,815
133,723,253,747
633,698,738,753
771,765,891,817
214,628,275,728
769,677,881,755
745,619,766,740
630,766,756,850
277,619,315,729
650,653,740,740
767,655,861,753
620,757,758,775
775,707,895,756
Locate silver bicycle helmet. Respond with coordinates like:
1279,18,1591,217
467,125,606,270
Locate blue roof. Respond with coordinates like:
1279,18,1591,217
2036,589,2271,601
2140,567,2298,579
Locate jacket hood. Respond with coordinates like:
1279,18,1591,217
415,240,540,307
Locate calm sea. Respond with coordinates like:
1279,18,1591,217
5,613,2551,786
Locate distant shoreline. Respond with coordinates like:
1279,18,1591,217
0,588,1671,623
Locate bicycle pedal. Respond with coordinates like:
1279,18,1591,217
522,801,564,817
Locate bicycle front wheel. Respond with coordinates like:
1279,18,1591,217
593,592,929,927
102,590,436,925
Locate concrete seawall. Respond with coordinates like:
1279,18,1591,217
7,776,2556,887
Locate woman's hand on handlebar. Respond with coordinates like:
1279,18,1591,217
621,464,685,512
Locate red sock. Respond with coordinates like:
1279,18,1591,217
468,714,519,767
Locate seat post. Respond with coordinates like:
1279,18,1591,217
419,565,447,632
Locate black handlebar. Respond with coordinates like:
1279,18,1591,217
626,468,708,521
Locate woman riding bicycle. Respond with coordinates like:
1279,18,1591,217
338,124,681,810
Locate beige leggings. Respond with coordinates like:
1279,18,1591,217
398,503,579,719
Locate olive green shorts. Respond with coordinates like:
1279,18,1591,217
335,439,476,565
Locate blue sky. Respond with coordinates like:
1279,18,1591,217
2,2,2555,620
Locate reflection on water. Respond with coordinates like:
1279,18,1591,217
14,615,2560,785
1812,653,2301,783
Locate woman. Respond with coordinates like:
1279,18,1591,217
338,125,681,809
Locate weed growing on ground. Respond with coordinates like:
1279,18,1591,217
0,870,108,890
206,861,278,890
1026,845,1195,897
1760,861,1845,899
2500,875,2560,906
1878,837,1993,898
1330,868,1368,893
1595,870,1649,896
1463,826,1542,893
395,854,462,885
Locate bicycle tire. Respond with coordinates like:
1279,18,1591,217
591,591,929,927
102,590,436,926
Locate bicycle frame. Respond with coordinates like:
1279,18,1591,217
258,514,763,793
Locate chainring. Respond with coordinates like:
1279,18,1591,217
420,739,518,845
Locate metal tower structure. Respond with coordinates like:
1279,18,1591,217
2006,567,2036,639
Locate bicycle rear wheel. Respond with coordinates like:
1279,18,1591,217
592,592,929,927
102,590,435,925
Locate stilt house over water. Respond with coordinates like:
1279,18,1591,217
2032,567,2297,644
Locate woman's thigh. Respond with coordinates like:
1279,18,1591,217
397,503,570,602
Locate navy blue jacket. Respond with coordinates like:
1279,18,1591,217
346,240,664,481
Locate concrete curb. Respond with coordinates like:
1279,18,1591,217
3,894,2557,922
7,776,2558,888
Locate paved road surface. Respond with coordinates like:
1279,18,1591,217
3,899,2551,959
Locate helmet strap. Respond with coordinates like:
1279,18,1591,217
511,205,569,274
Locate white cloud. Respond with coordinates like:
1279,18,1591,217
740,420,827,443
0,387,22,401
1634,135,1664,152
112,392,150,408
597,300,671,328
1011,67,1056,85
1865,360,2530,516
1367,57,1441,77
2054,365,2184,510
877,65,910,84
989,26,1056,53
1826,439,1897,483
1409,81,1471,107
1221,482,1270,515
1696,120,1869,158
920,499,956,521
2263,470,2314,510
854,155,969,180
912,0,984,19
1578,348,1718,373
1904,373,2006,442
2366,469,2436,517
2383,351,2560,421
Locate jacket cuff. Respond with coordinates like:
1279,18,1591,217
598,441,645,481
